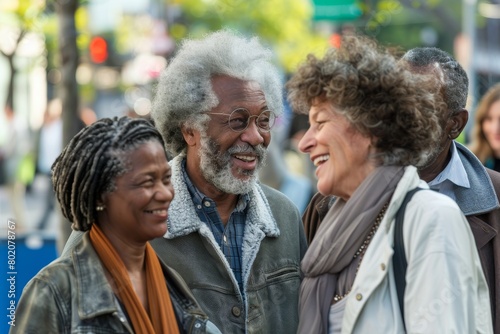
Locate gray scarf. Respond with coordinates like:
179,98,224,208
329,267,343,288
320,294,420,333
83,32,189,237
298,166,404,333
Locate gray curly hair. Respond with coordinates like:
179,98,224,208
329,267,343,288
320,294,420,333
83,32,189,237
151,30,284,155
286,34,445,167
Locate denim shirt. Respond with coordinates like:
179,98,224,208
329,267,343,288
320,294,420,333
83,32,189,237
182,159,249,293
11,232,219,334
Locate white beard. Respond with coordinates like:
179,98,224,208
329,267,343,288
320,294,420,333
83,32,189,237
198,135,267,195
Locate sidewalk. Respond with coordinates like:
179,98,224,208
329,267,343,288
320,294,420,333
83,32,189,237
0,175,60,238
1,175,60,333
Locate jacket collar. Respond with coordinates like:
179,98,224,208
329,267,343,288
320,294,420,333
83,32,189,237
70,232,207,330
454,142,499,216
72,233,120,319
165,155,280,239
383,166,423,226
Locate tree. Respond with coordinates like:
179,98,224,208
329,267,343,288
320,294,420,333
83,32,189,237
168,0,329,73
55,0,82,146
356,0,462,52
0,0,44,113
54,0,83,251
0,30,25,112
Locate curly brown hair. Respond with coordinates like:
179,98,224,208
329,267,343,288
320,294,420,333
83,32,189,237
286,34,446,167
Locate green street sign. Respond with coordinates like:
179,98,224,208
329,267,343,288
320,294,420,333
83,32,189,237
313,0,362,21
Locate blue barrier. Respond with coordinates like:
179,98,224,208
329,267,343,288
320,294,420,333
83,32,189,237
0,233,58,333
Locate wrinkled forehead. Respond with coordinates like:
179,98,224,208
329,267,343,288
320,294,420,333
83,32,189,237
210,75,267,111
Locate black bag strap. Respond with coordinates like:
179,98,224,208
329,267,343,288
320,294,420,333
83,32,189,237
393,187,422,329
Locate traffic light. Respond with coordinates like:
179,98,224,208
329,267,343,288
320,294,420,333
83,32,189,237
329,33,342,48
89,36,108,64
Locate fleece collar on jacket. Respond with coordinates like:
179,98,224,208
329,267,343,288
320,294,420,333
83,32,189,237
165,155,280,290
165,155,279,238
454,142,500,216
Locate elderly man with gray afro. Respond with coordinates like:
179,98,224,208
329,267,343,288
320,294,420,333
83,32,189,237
150,30,307,334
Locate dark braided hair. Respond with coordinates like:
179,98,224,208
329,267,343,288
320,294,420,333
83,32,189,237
52,116,166,231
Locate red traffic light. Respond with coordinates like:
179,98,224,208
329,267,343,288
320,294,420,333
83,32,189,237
89,36,108,64
329,33,342,48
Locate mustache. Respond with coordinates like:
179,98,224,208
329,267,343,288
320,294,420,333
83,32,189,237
227,143,267,158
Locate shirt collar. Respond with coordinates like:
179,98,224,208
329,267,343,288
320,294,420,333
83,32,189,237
428,141,470,189
180,159,249,212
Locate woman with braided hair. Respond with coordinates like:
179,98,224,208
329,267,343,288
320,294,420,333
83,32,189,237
11,117,220,333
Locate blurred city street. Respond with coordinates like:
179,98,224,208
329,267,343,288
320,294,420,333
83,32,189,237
0,175,59,238
0,0,499,331
0,176,59,334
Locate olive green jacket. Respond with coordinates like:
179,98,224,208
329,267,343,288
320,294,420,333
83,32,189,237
151,155,308,334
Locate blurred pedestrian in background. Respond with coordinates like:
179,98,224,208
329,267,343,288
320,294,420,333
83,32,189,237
287,34,491,333
35,98,63,230
79,105,98,126
149,30,307,333
256,93,315,213
0,106,33,232
12,116,220,333
283,113,317,191
470,83,500,172
258,138,313,214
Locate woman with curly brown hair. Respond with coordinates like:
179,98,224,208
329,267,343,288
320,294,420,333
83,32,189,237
287,34,492,333
470,83,500,172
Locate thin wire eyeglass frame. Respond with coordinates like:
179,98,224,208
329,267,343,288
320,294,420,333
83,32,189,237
207,108,276,133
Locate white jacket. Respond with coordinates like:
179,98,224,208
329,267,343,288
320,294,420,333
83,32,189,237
342,166,492,333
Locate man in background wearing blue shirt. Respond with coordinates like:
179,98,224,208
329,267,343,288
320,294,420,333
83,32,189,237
402,47,500,333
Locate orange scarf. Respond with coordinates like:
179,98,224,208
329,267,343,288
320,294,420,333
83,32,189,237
89,224,180,334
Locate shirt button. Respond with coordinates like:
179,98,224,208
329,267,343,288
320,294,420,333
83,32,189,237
380,263,386,271
194,323,201,328
197,205,202,210
232,306,241,317
356,293,363,301
204,201,211,207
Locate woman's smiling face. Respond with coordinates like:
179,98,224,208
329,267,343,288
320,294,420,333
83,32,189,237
298,101,376,200
98,140,174,243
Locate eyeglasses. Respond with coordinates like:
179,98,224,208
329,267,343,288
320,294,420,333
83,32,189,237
207,108,276,133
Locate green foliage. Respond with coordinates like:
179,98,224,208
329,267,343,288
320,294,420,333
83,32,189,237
361,0,461,54
0,1,90,69
170,0,329,73
0,0,44,31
